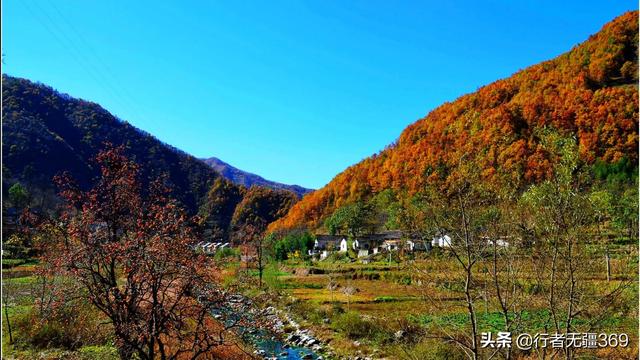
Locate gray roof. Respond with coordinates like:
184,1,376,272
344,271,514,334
314,235,345,250
357,230,404,242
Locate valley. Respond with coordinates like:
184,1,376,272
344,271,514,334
2,9,639,360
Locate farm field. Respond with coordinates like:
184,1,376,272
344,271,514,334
225,247,639,360
1,259,121,360
2,259,254,360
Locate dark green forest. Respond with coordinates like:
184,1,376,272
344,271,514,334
2,75,297,244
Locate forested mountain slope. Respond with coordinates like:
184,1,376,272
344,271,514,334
2,75,296,241
202,156,312,197
270,11,638,232
2,75,222,213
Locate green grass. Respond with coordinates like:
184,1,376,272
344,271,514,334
1,258,38,269
4,276,37,285
248,269,291,277
0,345,119,360
407,309,631,334
331,311,393,344
372,295,419,303
2,259,25,267
235,248,639,359
409,310,556,332
3,304,33,317
277,282,324,290
78,345,119,359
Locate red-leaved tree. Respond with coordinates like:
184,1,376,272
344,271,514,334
41,146,243,360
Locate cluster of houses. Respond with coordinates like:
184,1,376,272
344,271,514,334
190,231,510,261
193,241,230,255
309,230,454,260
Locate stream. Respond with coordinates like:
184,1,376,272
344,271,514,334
214,294,326,360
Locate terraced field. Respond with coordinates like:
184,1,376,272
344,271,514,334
228,249,639,359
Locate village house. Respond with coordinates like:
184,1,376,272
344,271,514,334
410,239,432,251
386,239,432,252
310,235,348,260
483,236,511,247
357,249,372,258
312,230,445,260
369,230,433,254
432,234,452,248
353,230,404,256
379,234,432,253
352,236,382,256
194,241,230,255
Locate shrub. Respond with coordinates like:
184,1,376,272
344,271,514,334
331,303,345,315
525,282,544,295
273,231,315,261
1,258,26,269
13,298,112,350
78,345,119,360
332,312,373,339
325,251,350,263
332,312,393,344
392,339,467,360
288,299,317,321
394,317,426,345
214,247,240,260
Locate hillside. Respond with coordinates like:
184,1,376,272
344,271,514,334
270,11,639,232
1,76,296,240
2,75,224,214
202,156,312,197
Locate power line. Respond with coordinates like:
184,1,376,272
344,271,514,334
21,0,144,125
29,0,135,117
46,0,147,124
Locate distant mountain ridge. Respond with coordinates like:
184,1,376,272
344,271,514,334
202,157,312,197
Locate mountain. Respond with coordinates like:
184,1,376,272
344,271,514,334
197,178,298,243
2,75,296,241
202,157,312,197
269,11,639,233
2,75,222,214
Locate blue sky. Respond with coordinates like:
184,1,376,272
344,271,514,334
3,1,636,189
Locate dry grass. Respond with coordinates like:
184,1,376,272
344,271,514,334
263,254,639,359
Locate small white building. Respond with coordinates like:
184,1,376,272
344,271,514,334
311,235,348,260
382,240,401,251
353,238,381,253
432,234,452,248
357,249,370,258
339,238,349,252
319,250,330,260
485,238,510,247
194,241,230,255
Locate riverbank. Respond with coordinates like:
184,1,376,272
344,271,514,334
222,292,333,360
223,256,639,360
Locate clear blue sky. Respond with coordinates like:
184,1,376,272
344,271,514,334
3,1,636,189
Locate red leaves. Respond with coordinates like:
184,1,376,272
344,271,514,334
38,145,231,359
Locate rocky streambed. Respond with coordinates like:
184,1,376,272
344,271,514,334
219,294,332,360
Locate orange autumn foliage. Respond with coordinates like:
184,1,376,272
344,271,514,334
270,11,638,232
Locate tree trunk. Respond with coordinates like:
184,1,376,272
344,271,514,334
3,300,13,344
605,248,611,282
465,266,478,360
117,343,135,360
258,241,263,287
